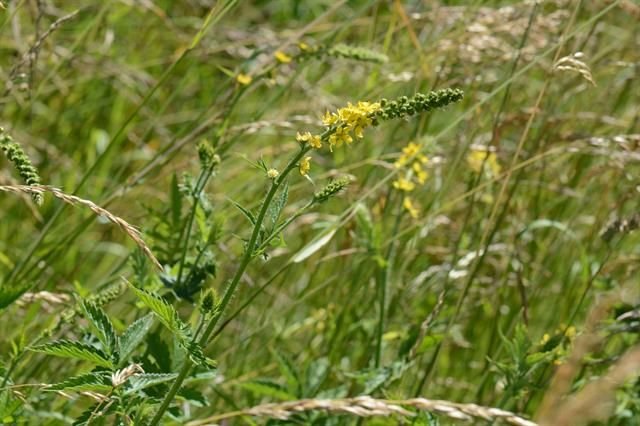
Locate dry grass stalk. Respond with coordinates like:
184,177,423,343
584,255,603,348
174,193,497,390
6,9,81,87
553,52,596,86
542,345,640,426
0,185,161,271
186,395,536,426
17,291,71,311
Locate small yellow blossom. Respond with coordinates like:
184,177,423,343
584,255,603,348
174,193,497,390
236,73,252,85
413,164,429,184
564,326,576,339
299,156,311,176
267,168,279,179
395,142,425,168
274,50,292,64
322,101,381,150
298,42,310,51
328,126,353,151
322,111,339,126
393,177,415,192
296,132,322,149
540,333,550,345
403,197,419,219
467,148,501,176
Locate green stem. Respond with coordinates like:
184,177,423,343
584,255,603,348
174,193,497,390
149,147,309,425
374,199,403,368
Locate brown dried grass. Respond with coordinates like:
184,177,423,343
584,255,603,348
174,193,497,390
0,184,161,270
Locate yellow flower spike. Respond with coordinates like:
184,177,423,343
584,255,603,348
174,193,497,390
403,197,419,219
236,73,252,85
299,156,311,176
274,50,292,64
393,177,415,192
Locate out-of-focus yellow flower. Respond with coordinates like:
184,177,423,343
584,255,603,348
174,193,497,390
467,147,501,176
274,50,292,64
413,162,428,184
298,42,310,51
540,333,550,345
393,141,430,195
393,177,415,192
267,168,279,179
296,132,322,149
299,156,311,176
564,326,576,339
236,73,252,85
403,197,419,219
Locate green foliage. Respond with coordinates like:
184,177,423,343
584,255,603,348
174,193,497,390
2,1,639,425
30,341,114,369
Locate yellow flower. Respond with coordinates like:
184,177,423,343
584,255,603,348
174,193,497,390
467,148,501,176
274,50,292,64
393,177,415,192
564,326,576,339
267,168,279,179
298,42,310,51
413,163,429,184
296,132,322,149
236,73,252,85
403,197,419,218
395,142,425,168
299,156,311,176
540,333,550,345
322,111,339,126
328,126,353,151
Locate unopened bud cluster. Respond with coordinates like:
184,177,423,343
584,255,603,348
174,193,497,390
313,178,351,203
1,127,42,204
375,89,464,122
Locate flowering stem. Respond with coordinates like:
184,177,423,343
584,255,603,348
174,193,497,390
149,146,309,425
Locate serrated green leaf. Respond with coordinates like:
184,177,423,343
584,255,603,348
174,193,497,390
271,349,300,396
82,302,118,357
239,379,296,401
178,387,208,407
118,314,154,364
124,373,178,395
31,340,113,368
128,284,190,342
267,181,288,229
229,198,256,225
46,372,111,393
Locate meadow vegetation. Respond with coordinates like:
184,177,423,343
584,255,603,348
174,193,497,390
1,1,639,424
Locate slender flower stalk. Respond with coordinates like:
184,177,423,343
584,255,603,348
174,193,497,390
149,90,463,424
